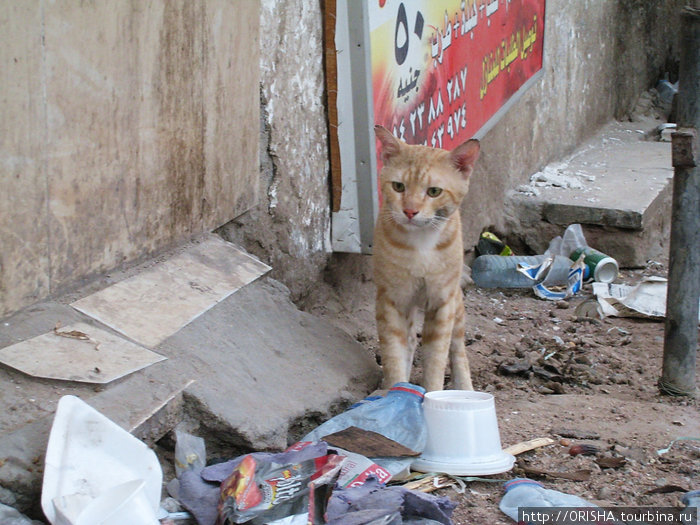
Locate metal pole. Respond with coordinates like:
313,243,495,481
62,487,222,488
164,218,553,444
660,6,700,397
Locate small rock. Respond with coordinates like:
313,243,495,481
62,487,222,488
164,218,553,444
614,445,647,464
528,350,543,363
543,381,566,394
498,359,532,377
574,355,592,365
611,373,628,385
568,363,589,374
597,486,614,500
586,372,605,385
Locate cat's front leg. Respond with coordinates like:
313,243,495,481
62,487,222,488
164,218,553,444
449,299,474,390
420,300,456,392
376,295,412,388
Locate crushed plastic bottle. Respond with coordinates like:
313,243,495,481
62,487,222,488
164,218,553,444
656,78,678,118
471,255,577,288
303,382,426,452
499,478,597,523
302,383,427,478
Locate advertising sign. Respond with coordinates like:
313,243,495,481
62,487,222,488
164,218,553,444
371,0,545,150
330,0,545,252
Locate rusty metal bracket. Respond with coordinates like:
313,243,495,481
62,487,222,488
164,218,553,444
671,127,698,168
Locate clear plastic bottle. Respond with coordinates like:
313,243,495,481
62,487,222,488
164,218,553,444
471,255,577,288
499,479,597,523
681,490,700,525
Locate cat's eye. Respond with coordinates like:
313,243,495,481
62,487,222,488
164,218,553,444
427,187,443,198
391,181,406,193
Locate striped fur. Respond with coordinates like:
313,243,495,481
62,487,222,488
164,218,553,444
373,125,480,392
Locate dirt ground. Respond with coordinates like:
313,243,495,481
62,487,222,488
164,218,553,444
301,254,699,524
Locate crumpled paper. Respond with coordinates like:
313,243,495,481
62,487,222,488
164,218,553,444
592,276,700,321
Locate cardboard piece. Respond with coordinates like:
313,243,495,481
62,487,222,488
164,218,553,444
323,426,420,458
0,322,165,384
71,236,270,347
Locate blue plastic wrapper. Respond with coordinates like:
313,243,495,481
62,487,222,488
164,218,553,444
302,383,427,477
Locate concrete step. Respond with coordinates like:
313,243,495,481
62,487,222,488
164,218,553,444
506,118,674,267
0,240,380,516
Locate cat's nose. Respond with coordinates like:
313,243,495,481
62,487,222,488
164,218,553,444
403,209,418,219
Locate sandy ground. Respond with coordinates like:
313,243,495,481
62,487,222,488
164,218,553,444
301,254,699,524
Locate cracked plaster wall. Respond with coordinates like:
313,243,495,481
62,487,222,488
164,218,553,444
218,0,331,301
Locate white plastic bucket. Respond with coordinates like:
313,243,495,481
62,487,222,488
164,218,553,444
412,391,515,476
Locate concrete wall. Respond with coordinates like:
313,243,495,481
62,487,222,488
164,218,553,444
467,0,685,251
0,1,260,318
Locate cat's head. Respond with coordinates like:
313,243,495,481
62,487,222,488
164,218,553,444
374,125,480,230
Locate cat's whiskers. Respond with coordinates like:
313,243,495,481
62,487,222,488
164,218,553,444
428,214,450,232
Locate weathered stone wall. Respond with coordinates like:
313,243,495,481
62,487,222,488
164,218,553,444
1,0,684,315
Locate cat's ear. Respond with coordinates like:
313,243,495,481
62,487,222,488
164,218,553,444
450,138,480,178
375,125,402,164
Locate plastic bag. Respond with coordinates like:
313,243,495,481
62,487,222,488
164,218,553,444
216,448,344,525
545,223,588,258
302,383,427,479
174,429,206,477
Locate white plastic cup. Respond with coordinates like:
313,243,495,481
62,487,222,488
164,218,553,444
75,479,159,525
412,391,515,476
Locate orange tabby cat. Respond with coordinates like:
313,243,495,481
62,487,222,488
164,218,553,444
373,125,480,392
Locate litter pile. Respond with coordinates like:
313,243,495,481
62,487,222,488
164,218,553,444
4,221,697,524
4,377,698,524
471,225,700,322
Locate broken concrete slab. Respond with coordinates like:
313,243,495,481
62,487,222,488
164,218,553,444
506,119,673,267
0,273,380,516
0,361,189,516
163,279,382,452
